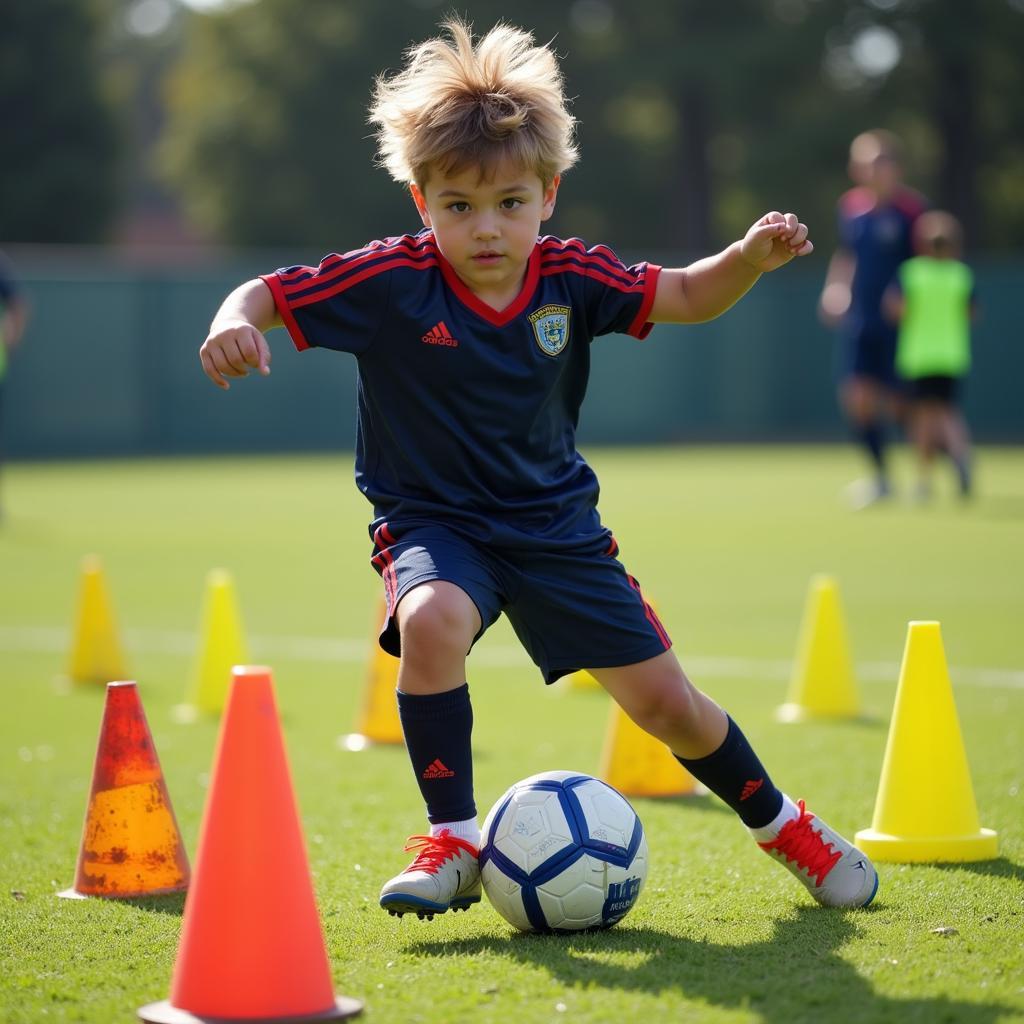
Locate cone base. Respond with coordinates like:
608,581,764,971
854,827,999,863
137,995,364,1023
337,732,403,752
58,883,188,901
775,702,861,723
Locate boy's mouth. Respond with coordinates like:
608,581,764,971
472,251,503,263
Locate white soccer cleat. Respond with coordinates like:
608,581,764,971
758,800,879,908
379,829,481,920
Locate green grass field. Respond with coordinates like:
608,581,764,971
1,446,1022,1024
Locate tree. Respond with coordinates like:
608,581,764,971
0,0,119,242
160,0,1024,252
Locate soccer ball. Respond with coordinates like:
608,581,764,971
479,770,648,932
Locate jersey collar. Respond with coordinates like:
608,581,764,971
434,238,541,328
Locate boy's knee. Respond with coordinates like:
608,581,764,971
397,583,479,660
629,682,700,740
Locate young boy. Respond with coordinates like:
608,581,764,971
886,211,975,499
819,130,927,508
201,19,878,919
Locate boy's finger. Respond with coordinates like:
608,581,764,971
200,348,230,390
224,337,251,375
254,331,272,375
750,221,788,242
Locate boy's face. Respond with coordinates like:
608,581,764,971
849,144,902,201
412,160,559,306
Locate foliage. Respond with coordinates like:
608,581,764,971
159,0,1024,253
6,1,1024,250
0,0,119,242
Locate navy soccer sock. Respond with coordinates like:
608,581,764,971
675,716,783,828
397,684,476,825
857,422,887,479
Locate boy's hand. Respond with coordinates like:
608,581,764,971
741,212,813,272
200,321,272,390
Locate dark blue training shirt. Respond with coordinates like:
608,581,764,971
838,185,926,342
261,230,660,549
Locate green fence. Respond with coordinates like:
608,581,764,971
3,247,1021,458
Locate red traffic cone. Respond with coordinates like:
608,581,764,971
138,666,362,1023
59,681,189,899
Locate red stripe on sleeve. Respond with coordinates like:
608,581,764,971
281,237,434,297
259,273,311,351
290,256,440,308
627,264,661,339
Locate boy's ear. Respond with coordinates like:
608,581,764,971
540,175,560,222
410,184,432,227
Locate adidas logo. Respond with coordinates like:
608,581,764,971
421,321,459,347
421,758,456,779
740,778,764,801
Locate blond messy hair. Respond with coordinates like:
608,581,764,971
368,18,578,188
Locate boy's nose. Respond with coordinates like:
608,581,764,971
472,217,499,240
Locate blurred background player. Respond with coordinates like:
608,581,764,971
819,130,927,508
0,250,29,521
885,211,976,500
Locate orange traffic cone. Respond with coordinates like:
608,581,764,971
339,598,403,751
59,681,189,899
138,666,362,1023
599,702,701,798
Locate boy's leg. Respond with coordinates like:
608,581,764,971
395,581,480,833
380,581,483,918
939,403,973,496
368,524,507,919
841,375,892,506
593,652,878,909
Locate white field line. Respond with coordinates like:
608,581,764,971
2,624,1023,691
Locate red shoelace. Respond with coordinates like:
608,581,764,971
401,829,479,874
758,800,841,886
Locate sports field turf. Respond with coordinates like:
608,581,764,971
1,445,1022,1024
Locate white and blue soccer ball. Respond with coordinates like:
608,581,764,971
479,770,648,932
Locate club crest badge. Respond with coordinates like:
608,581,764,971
529,304,571,357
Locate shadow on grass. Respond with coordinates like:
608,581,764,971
633,792,732,816
410,906,1012,1023
930,856,1024,883
120,892,187,916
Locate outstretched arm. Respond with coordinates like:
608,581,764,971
649,212,813,325
1,294,28,351
818,248,855,328
200,278,281,390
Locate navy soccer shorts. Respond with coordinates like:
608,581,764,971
369,522,671,684
838,322,903,388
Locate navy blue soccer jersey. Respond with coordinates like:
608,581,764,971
261,230,660,548
838,185,926,341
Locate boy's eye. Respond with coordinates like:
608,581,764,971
448,201,470,213
500,198,524,210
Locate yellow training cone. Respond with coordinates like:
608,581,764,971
177,570,248,720
567,669,601,690
339,599,403,750
777,574,861,722
68,555,128,684
599,702,700,798
855,622,998,862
